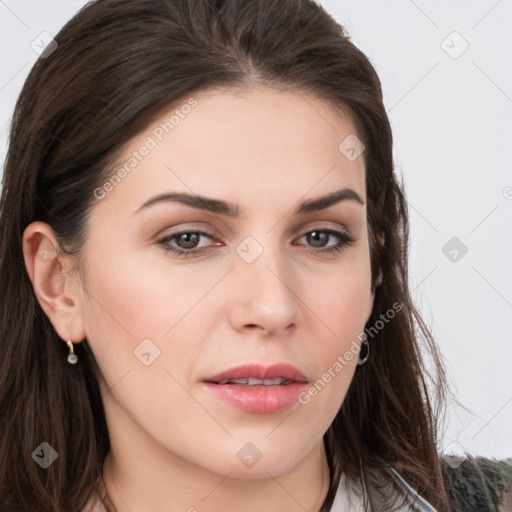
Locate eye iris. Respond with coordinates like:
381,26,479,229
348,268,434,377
177,232,200,249
308,231,328,248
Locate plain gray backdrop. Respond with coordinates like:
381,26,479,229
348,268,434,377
1,0,511,461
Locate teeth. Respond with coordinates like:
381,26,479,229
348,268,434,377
263,378,285,385
230,378,250,384
217,377,288,385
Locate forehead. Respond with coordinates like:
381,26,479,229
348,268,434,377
93,85,366,218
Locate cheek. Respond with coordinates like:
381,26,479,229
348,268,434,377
79,253,210,430
79,248,209,390
81,243,217,341
321,281,370,325
306,257,372,339
298,264,371,406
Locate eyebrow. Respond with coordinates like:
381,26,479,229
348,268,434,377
135,187,364,217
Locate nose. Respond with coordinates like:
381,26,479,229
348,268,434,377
228,240,301,338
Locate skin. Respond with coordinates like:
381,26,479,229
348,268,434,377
23,84,375,512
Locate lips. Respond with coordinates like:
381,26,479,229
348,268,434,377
203,363,308,414
204,363,308,385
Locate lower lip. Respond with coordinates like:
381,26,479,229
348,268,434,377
203,382,308,414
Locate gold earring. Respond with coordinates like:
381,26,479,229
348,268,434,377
67,340,78,364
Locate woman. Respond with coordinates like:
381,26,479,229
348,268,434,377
1,0,502,510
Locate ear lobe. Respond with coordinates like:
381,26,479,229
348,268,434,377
22,221,86,344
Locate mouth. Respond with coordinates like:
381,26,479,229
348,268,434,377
204,363,308,384
202,363,308,414
211,377,293,386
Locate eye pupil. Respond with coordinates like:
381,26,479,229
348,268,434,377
308,231,328,247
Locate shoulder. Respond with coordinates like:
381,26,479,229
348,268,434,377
385,467,439,511
377,456,512,511
441,455,512,511
331,468,440,511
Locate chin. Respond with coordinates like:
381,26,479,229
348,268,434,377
196,436,316,480
223,457,302,481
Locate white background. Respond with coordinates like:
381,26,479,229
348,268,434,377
1,1,511,460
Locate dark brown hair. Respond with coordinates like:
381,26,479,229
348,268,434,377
0,0,451,510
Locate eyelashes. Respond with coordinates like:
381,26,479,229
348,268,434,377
157,227,357,259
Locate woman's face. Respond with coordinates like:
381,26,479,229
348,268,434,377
76,85,374,478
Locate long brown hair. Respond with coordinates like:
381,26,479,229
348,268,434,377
0,0,451,510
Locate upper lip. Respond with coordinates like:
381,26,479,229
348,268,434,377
204,363,308,384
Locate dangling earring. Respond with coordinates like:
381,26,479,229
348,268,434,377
67,340,78,364
357,333,370,366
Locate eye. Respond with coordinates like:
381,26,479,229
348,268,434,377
157,230,215,258
295,228,356,255
157,227,356,258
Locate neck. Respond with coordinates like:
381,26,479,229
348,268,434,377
101,410,331,512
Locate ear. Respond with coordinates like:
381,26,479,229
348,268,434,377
366,232,385,323
365,286,376,325
22,221,86,344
